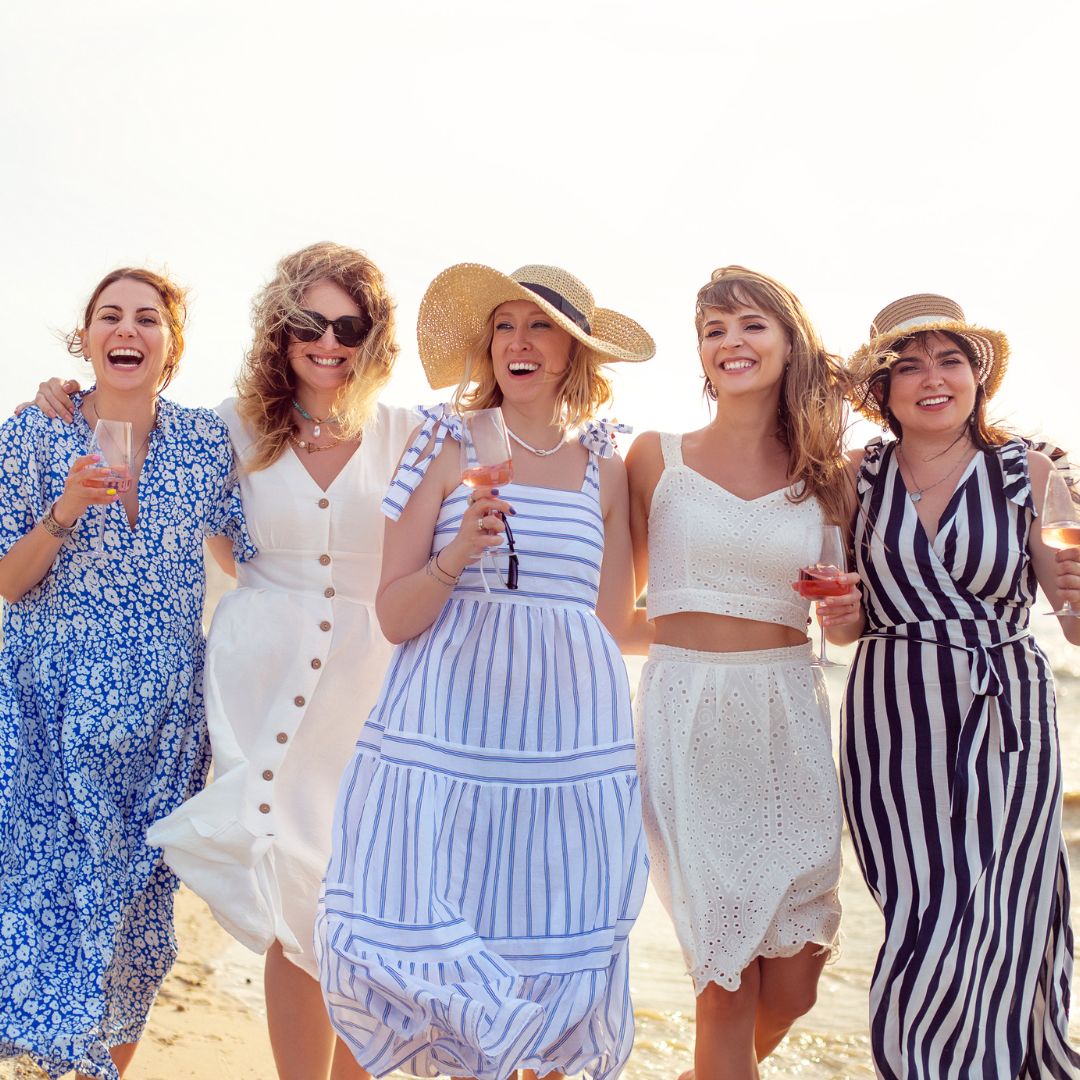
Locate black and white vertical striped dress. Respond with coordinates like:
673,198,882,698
842,437,1080,1079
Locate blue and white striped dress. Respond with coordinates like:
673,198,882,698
842,437,1080,1079
316,406,648,1080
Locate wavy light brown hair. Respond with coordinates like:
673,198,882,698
236,242,399,471
695,265,851,527
867,330,1010,450
452,314,612,430
66,268,188,391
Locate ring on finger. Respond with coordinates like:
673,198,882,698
477,517,486,533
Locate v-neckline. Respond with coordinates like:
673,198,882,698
287,440,363,493
892,442,982,550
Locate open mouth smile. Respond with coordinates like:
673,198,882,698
307,354,346,368
720,359,755,372
917,395,952,408
107,348,145,369
508,361,540,377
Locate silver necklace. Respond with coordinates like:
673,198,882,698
896,442,973,503
506,426,567,457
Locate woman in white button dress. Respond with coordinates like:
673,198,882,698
34,243,414,1080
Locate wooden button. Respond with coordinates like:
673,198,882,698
324,587,335,598
259,803,271,814
319,620,331,632
262,769,273,781
311,658,322,669
294,695,306,707
318,498,330,509
276,732,288,744
319,554,331,566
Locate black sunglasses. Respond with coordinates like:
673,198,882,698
288,309,371,349
497,513,519,590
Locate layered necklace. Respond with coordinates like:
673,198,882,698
290,399,361,454
506,426,568,457
895,439,975,503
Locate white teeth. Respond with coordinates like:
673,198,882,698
109,348,143,360
310,356,345,367
722,359,754,371
918,396,950,406
508,362,540,373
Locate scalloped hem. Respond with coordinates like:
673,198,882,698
688,933,841,996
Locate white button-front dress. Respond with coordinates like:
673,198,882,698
147,398,419,976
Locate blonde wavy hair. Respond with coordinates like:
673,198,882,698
451,314,612,430
695,266,851,527
236,242,399,471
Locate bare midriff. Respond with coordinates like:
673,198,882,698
653,611,808,653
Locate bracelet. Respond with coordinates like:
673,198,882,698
426,552,460,587
40,503,76,540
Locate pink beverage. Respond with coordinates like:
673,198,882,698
1042,523,1080,550
794,566,846,599
90,466,134,493
462,460,513,488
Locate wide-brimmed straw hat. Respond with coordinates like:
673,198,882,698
416,263,655,389
847,293,1009,424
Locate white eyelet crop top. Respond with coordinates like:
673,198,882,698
645,433,824,631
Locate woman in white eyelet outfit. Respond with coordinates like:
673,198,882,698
622,266,861,1080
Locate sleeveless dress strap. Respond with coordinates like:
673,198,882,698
579,418,631,460
381,403,463,521
856,436,890,499
658,432,683,469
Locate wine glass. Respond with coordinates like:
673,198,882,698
794,524,848,667
460,408,513,489
1041,468,1080,617
88,419,133,556
459,409,513,593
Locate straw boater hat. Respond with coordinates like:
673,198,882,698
847,293,1010,425
416,263,655,389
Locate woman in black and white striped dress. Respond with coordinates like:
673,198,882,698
835,294,1080,1079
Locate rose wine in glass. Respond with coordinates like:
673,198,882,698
796,524,848,667
88,418,133,556
1042,468,1080,617
460,408,513,489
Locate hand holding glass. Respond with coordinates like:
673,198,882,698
1041,468,1080,617
459,409,515,592
794,525,848,667
88,419,133,555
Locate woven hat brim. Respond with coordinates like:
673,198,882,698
417,263,656,390
846,319,1010,424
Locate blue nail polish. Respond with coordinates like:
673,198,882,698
490,488,499,496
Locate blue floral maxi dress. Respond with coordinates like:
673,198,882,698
0,397,254,1080
316,407,649,1080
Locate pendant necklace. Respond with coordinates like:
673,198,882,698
506,426,568,457
896,442,973,503
292,399,338,439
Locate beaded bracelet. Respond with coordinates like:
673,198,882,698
426,552,460,587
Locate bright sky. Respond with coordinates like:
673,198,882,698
2,0,1077,452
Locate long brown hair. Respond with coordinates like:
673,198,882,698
67,268,188,391
236,242,399,471
695,266,851,527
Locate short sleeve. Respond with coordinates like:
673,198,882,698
199,412,257,564
0,413,47,560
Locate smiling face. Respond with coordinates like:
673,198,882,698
698,304,792,401
286,277,365,398
488,299,575,411
884,330,979,436
82,277,174,397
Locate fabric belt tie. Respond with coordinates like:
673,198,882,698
861,625,1029,818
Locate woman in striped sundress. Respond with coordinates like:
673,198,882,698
837,294,1080,1078
315,264,654,1079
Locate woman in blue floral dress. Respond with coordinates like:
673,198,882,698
0,269,253,1080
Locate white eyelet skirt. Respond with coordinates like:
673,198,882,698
635,642,842,994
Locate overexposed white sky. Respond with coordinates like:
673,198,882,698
2,0,1077,450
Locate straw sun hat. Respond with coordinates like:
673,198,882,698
416,263,655,390
847,293,1010,425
